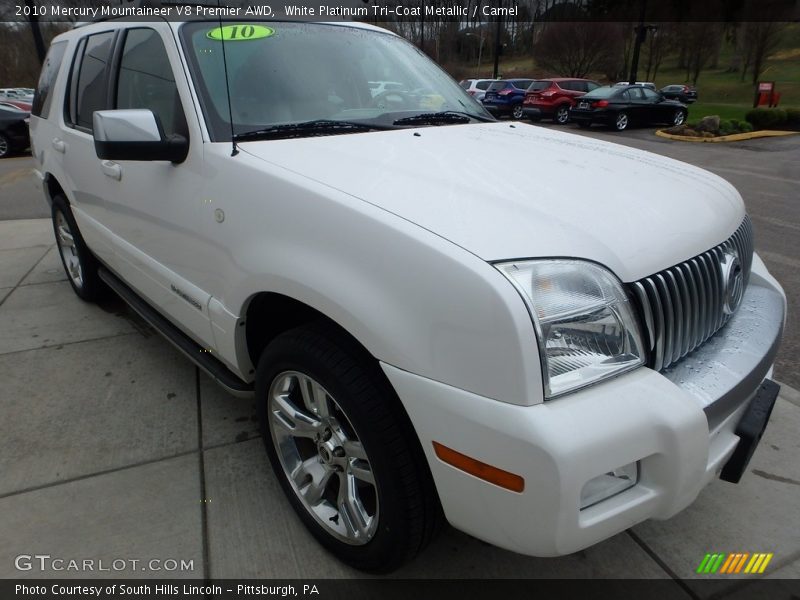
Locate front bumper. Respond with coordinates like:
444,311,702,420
383,266,785,557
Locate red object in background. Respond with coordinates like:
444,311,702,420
754,81,780,108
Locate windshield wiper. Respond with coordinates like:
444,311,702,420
234,119,391,141
393,111,494,126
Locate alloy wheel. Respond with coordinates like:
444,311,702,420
0,135,9,158
673,110,686,125
268,370,379,545
556,106,570,124
512,105,524,120
615,113,629,131
55,210,83,289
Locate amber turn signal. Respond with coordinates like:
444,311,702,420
432,442,525,493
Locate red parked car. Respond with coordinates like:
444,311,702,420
522,78,601,124
0,99,32,112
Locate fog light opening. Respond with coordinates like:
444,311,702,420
580,462,639,510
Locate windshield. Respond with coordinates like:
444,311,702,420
180,21,490,140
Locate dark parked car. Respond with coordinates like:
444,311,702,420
481,79,535,119
0,105,30,158
570,85,688,131
660,84,698,103
522,78,601,124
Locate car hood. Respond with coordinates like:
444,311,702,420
239,122,744,281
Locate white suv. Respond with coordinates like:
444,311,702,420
31,17,786,572
459,78,497,102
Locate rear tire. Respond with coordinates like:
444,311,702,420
512,104,524,120
614,111,629,131
256,323,442,572
51,194,104,302
554,105,570,125
672,109,687,126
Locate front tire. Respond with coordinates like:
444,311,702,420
614,111,629,131
672,109,687,126
512,104,524,120
51,194,104,301
256,324,441,572
0,133,11,159
554,105,570,124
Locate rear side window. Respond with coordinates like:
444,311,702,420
32,41,67,118
512,80,533,89
586,81,600,92
476,80,491,90
66,31,115,131
558,81,574,91
487,81,507,92
115,28,187,138
459,80,471,89
528,81,550,91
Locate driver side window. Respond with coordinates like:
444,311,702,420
115,28,188,138
642,88,661,101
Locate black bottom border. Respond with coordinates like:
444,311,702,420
3,579,800,600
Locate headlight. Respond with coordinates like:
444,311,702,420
497,260,644,398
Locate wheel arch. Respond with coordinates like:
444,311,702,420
43,172,67,208
242,290,443,520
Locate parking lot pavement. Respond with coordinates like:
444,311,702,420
0,218,799,589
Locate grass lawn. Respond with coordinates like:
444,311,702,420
686,102,751,122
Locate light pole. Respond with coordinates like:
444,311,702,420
465,32,486,72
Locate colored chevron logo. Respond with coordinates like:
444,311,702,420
696,552,774,574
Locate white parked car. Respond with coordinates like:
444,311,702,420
614,80,657,91
459,78,497,102
31,17,786,572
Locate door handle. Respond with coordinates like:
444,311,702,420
52,138,66,153
100,160,122,181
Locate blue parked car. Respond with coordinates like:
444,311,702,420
481,79,535,119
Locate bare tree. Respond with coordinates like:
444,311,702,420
642,23,672,83
533,22,621,78
741,21,786,85
680,22,722,86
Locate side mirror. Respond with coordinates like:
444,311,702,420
93,109,188,164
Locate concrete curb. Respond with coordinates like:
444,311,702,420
655,129,798,143
775,380,800,408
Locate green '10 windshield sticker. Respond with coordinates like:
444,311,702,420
207,25,274,41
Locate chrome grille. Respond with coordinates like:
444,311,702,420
630,216,754,371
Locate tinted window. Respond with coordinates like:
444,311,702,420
528,81,550,91
620,90,631,101
476,80,492,90
459,80,470,89
72,31,115,130
586,81,600,92
630,87,646,100
512,80,533,89
488,81,508,92
559,81,575,91
115,28,187,138
32,41,67,118
642,88,660,101
582,86,620,100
